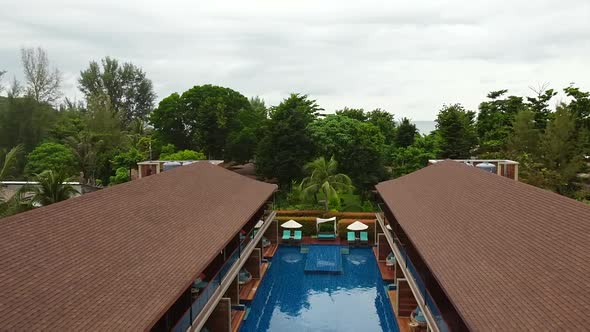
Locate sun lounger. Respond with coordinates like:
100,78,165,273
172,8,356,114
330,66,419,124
293,230,302,242
282,230,292,242
347,231,356,245
360,231,368,244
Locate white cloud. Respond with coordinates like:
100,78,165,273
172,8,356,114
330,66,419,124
1,0,589,119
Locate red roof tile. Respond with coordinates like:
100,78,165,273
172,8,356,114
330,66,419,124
0,162,276,330
376,160,590,331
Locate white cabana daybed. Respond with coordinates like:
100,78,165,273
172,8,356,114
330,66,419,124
316,217,337,240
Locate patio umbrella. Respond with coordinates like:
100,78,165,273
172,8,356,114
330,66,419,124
386,224,392,230
347,220,368,231
254,220,264,229
281,219,303,229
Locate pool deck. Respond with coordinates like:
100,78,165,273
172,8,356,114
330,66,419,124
231,309,246,332
263,243,278,258
388,289,411,332
373,247,395,281
239,262,270,301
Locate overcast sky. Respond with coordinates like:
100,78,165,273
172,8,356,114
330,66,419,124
1,0,589,120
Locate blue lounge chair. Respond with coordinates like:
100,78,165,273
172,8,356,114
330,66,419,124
360,231,369,245
293,230,302,242
282,230,292,242
347,231,356,245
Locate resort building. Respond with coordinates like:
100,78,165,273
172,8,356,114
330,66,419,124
375,160,590,331
0,162,277,331
428,159,519,180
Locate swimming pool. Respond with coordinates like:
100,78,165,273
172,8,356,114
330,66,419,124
240,245,399,332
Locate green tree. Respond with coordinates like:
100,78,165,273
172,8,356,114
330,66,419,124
299,156,354,211
256,94,319,187
79,57,156,125
526,86,556,130
367,109,396,146
160,149,205,160
390,135,439,177
0,145,26,217
476,90,526,155
309,114,387,197
435,104,478,159
538,105,585,195
109,167,130,185
0,70,6,94
395,117,417,148
507,109,540,157
24,170,78,206
225,97,268,163
336,108,367,121
150,85,250,159
25,142,78,177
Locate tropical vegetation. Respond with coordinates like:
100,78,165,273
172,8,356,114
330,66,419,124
1,46,589,218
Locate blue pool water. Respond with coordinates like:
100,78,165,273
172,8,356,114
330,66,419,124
240,245,398,332
304,245,342,273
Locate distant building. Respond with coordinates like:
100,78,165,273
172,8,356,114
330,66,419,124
375,160,590,331
428,159,519,180
137,160,224,179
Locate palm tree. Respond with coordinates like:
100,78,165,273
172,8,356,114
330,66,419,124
299,156,354,210
26,170,79,207
0,145,24,216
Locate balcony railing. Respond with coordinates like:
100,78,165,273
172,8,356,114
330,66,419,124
376,206,449,332
171,222,262,332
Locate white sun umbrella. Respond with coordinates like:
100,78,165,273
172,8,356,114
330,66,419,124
281,219,303,229
386,224,392,230
254,220,264,229
347,220,369,231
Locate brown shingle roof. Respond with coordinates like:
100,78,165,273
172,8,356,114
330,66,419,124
0,162,276,331
376,161,590,331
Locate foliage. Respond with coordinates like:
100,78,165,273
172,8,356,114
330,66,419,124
435,103,478,158
25,142,78,177
391,135,439,177
395,117,418,148
225,97,268,163
159,149,205,161
367,108,396,146
0,145,23,181
112,148,146,171
150,84,250,159
79,57,155,125
336,107,367,121
23,170,78,206
309,114,387,197
256,94,319,187
109,167,130,185
299,156,354,211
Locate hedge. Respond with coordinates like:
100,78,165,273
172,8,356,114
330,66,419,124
275,215,377,240
276,210,376,219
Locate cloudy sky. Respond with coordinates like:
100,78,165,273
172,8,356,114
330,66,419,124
1,0,589,120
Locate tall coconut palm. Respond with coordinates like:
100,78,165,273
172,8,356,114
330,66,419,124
299,156,354,210
26,170,79,207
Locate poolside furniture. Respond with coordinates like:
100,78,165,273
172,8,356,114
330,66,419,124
347,231,356,245
386,252,396,268
410,306,427,330
239,269,252,285
316,217,337,240
293,230,302,244
359,231,369,245
282,230,292,242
